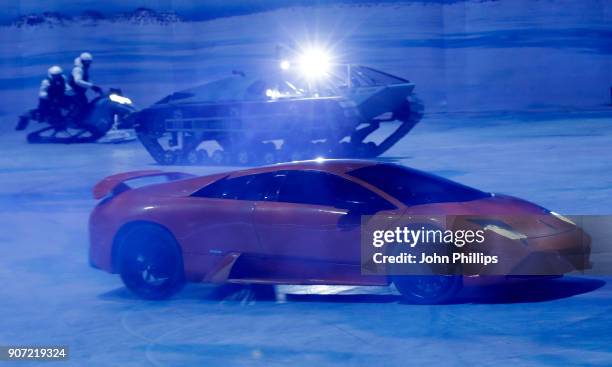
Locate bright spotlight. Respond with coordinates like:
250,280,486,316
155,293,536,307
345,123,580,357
298,48,331,79
314,156,326,163
280,59,291,70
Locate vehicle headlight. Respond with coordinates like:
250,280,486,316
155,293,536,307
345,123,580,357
265,88,282,99
483,224,527,240
550,211,576,225
297,48,332,79
279,59,291,70
109,94,132,105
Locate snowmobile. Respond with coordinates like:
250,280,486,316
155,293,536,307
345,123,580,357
16,88,137,144
132,51,424,165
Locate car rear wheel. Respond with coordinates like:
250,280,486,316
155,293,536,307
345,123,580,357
118,224,185,300
393,275,462,305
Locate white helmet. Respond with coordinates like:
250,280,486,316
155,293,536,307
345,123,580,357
48,65,63,77
80,52,93,61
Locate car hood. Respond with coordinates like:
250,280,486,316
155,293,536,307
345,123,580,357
405,194,574,238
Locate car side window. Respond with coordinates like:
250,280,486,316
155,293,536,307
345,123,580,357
192,172,285,201
192,175,251,200
277,171,394,212
277,171,330,206
254,172,287,201
238,172,285,201
331,175,396,212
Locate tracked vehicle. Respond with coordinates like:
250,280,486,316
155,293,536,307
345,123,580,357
133,52,424,165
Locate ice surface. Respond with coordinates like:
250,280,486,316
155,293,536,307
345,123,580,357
0,1,611,365
0,109,611,365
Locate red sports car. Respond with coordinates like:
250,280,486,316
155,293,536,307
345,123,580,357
89,160,591,304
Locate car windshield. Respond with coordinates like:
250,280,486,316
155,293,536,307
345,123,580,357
347,164,490,206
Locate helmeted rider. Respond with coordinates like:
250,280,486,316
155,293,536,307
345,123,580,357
38,65,71,122
68,52,102,118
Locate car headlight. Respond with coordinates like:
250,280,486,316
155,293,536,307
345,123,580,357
550,211,576,225
483,224,527,240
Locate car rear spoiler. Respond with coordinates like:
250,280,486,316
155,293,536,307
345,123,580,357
93,170,195,199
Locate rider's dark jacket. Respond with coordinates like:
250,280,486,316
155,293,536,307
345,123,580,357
39,75,70,101
68,57,93,95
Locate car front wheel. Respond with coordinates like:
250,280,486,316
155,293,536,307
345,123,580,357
118,224,185,300
393,275,462,304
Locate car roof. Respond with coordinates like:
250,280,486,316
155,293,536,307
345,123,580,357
227,159,379,178
150,159,383,197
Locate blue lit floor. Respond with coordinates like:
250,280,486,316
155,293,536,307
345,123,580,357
0,111,611,366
